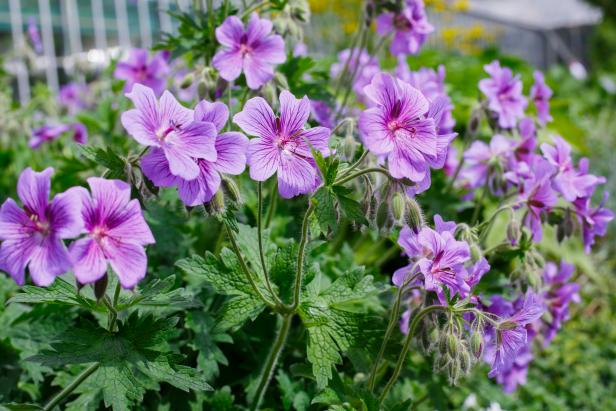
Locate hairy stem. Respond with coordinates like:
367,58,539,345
338,150,368,179
224,223,276,309
257,182,283,306
379,305,447,403
43,362,100,411
250,314,293,410
264,179,278,228
289,202,315,311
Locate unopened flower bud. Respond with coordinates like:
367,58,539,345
180,72,194,89
405,197,424,233
470,332,483,359
206,190,225,214
468,109,482,137
470,244,483,262
391,192,405,222
273,72,289,90
507,219,521,245
460,346,472,374
447,333,459,358
222,177,242,204
375,200,389,230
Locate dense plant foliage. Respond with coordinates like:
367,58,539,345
0,1,614,410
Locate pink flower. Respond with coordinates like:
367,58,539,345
121,84,218,181
69,178,155,289
233,90,331,198
479,61,527,129
0,168,82,286
141,101,249,206
213,13,286,89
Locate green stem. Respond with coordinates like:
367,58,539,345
242,0,268,18
288,202,314,311
224,223,276,309
43,363,100,411
257,182,283,306
264,179,278,228
250,314,293,410
333,19,364,99
339,150,368,179
379,305,447,403
334,167,391,186
335,27,370,120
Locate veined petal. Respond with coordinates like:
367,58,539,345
121,108,160,147
70,237,108,284
213,49,244,82
388,144,427,181
252,35,286,64
49,186,86,239
215,15,245,47
87,178,131,223
168,121,217,161
106,239,148,289
105,199,155,246
164,145,201,180
358,108,394,155
243,54,275,89
277,152,317,198
28,235,71,286
159,90,194,127
247,137,280,181
279,90,310,137
213,132,249,175
245,13,273,44
17,167,52,218
140,148,178,187
233,97,277,139
0,198,33,240
0,236,38,285
194,100,229,133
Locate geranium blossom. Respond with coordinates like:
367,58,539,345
233,90,331,198
517,157,558,242
330,48,380,104
141,101,248,205
542,261,580,344
0,168,82,286
58,83,90,115
70,178,155,289
30,123,88,149
479,61,527,129
115,48,170,96
121,84,218,180
460,135,514,192
359,73,452,186
376,0,433,56
213,13,286,89
574,192,614,253
530,71,553,125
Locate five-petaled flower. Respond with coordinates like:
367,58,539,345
141,100,249,206
213,13,286,89
121,84,218,181
69,178,155,289
233,90,331,198
115,48,170,96
479,61,527,129
376,0,434,56
0,168,82,286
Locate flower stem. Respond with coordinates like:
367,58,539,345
264,179,278,229
288,201,314,311
368,271,419,391
338,150,368,179
250,313,293,410
257,182,283,306
379,305,447,403
224,222,276,309
334,167,391,186
43,362,100,411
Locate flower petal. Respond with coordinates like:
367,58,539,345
215,15,245,48
106,239,148,289
358,108,394,155
213,49,244,82
213,132,249,175
194,100,229,133
49,187,86,239
17,167,52,217
167,121,217,162
28,236,71,286
140,148,178,187
164,145,201,180
247,137,280,181
279,90,310,137
233,97,277,139
277,152,317,198
0,236,37,285
0,198,33,240
70,237,108,285
105,199,155,245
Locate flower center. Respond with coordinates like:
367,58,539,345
393,14,413,31
239,34,252,56
156,120,181,141
92,226,108,243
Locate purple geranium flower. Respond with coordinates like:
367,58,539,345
233,90,331,198
59,83,90,115
121,84,218,181
542,261,580,345
574,192,614,253
460,135,514,192
540,136,604,202
115,48,170,96
530,71,553,125
359,73,452,185
30,124,71,149
517,158,558,242
69,178,155,289
376,0,434,56
0,168,82,286
489,292,544,378
479,61,527,129
213,13,286,90
141,101,249,206
330,48,380,105
27,17,43,54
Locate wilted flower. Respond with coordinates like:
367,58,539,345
0,168,82,286
141,101,248,206
115,48,170,96
121,84,218,180
359,73,454,188
376,0,433,56
233,90,331,198
530,71,553,125
213,13,286,89
70,178,155,289
479,61,527,129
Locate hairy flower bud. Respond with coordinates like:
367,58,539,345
470,331,484,359
392,192,405,222
375,200,390,230
222,177,242,204
93,273,108,301
447,333,459,358
180,72,194,90
404,197,424,233
507,218,521,245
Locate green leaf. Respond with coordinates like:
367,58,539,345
79,146,126,179
332,186,369,226
0,404,43,411
7,278,101,312
298,268,381,388
121,275,199,313
215,294,266,332
312,187,337,234
185,311,232,380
